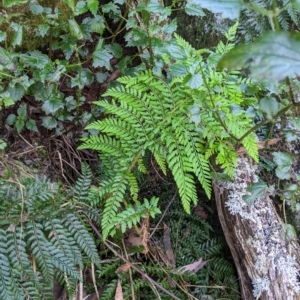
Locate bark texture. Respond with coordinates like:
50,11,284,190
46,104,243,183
213,156,300,300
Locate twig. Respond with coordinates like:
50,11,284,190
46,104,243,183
149,192,177,239
88,221,181,300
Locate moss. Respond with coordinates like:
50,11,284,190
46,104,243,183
0,0,72,51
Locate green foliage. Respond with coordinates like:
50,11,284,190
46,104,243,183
80,24,260,238
0,167,101,299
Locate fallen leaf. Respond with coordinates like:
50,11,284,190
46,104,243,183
114,279,124,300
178,258,209,274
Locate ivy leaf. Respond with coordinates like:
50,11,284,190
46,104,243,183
192,0,243,19
260,97,282,119
26,119,38,132
242,179,268,206
92,39,113,69
185,3,206,16
68,19,84,40
42,116,58,129
273,152,293,179
218,31,300,82
87,0,98,16
10,22,23,47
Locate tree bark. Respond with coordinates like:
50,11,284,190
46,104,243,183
213,155,300,300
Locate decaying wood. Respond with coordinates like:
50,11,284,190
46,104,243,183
213,155,300,300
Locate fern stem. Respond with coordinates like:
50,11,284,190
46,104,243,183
89,221,182,300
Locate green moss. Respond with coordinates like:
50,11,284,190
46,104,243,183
0,0,72,51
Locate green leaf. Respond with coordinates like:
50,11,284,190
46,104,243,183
15,119,25,133
183,73,202,89
87,0,98,15
17,104,27,119
68,19,84,40
282,223,297,241
92,39,113,69
0,92,14,107
36,24,50,37
0,32,6,42
42,97,64,114
218,31,300,82
26,119,38,132
0,139,7,150
289,117,300,131
7,83,25,101
273,152,293,180
63,0,75,10
95,72,109,83
71,68,94,88
90,15,105,34
2,0,28,7
5,114,16,125
242,179,268,206
101,2,120,14
192,0,243,19
185,3,206,16
10,22,23,47
0,47,16,71
29,3,44,14
74,0,89,15
260,97,281,119
42,116,58,129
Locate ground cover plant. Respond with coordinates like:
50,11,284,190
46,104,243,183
1,0,300,299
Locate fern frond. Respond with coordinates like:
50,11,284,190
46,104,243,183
72,162,92,202
63,213,101,265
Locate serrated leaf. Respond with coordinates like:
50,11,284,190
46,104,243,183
71,68,94,88
26,119,38,132
17,104,27,119
92,39,113,69
7,83,25,101
15,119,25,133
90,15,105,34
42,116,58,129
74,0,89,15
10,22,23,47
42,97,64,114
5,114,16,125
124,27,148,47
68,19,84,40
169,64,188,77
0,31,6,42
87,0,98,15
0,47,16,71
282,223,297,241
192,0,243,19
0,92,14,107
183,73,202,89
218,31,300,82
273,152,293,179
101,2,119,14
36,24,50,37
95,72,109,83
185,3,206,16
289,117,300,130
242,179,268,206
260,97,282,119
29,3,44,14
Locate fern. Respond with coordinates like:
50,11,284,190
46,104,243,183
0,172,101,299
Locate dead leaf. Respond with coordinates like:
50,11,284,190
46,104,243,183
114,279,124,300
178,258,209,274
116,263,131,274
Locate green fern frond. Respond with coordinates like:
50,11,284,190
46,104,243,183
72,162,92,202
241,133,259,162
